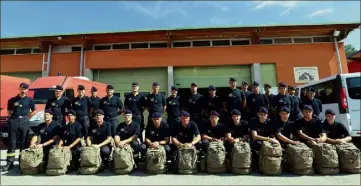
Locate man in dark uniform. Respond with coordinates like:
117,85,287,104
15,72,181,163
273,107,300,147
323,109,352,144
200,111,227,153
2,83,36,172
246,81,270,120
86,109,112,169
166,86,181,129
241,81,252,98
186,83,204,128
58,109,83,169
264,83,275,108
203,85,222,120
288,85,303,121
271,82,294,119
114,109,146,162
145,112,171,159
225,109,250,155
45,85,71,126
100,84,124,137
124,82,146,140
71,85,92,137
302,87,322,121
145,82,166,127
90,86,101,127
29,109,61,167
295,105,326,146
224,78,246,123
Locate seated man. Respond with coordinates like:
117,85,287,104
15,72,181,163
86,109,112,169
201,111,227,153
295,105,327,146
114,109,146,161
273,107,300,147
225,109,249,155
145,112,171,159
29,109,61,166
323,109,352,144
58,109,83,169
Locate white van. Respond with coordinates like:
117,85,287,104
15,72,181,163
296,73,360,138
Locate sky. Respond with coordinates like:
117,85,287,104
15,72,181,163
1,1,360,49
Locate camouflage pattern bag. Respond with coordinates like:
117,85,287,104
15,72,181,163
231,142,252,175
20,147,44,175
113,144,135,175
259,141,283,175
177,146,198,174
335,143,360,174
286,143,314,175
46,147,72,176
78,146,102,175
146,145,166,174
206,141,226,174
311,143,339,175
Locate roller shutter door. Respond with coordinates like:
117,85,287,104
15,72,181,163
1,72,42,82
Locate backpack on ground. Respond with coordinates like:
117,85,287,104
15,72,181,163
311,143,339,175
259,141,283,175
335,143,360,174
46,147,72,176
146,145,167,174
113,144,135,174
285,143,314,175
78,146,102,175
231,142,252,175
20,147,44,175
206,141,227,174
177,146,198,174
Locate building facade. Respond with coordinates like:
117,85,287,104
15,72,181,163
347,50,361,73
1,22,359,97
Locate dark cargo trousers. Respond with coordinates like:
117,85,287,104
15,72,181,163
132,114,144,141
6,116,30,165
105,116,118,137
77,116,90,137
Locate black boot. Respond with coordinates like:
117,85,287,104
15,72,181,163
1,163,13,172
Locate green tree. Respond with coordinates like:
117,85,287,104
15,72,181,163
345,44,357,57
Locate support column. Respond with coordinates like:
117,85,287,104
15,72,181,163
251,63,263,91
167,66,174,96
84,68,94,81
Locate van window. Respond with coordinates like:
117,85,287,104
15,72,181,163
65,89,75,101
301,79,338,104
30,88,55,104
346,77,361,99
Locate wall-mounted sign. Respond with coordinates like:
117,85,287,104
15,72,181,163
293,67,319,83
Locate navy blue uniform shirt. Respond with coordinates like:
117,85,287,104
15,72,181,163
204,95,222,115
246,93,269,118
295,118,325,139
243,90,252,98
226,120,249,139
116,121,140,140
249,118,274,139
202,122,226,139
45,96,71,118
173,121,200,144
225,88,246,112
324,121,350,139
187,93,204,115
266,94,275,107
166,96,181,117
146,93,166,114
272,94,294,113
60,121,83,148
302,98,322,118
124,93,145,115
273,119,296,140
7,95,35,118
100,95,124,118
90,96,101,111
145,121,170,142
71,96,92,118
34,120,61,145
88,122,112,144
290,95,302,114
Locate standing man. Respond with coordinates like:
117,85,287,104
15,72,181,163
203,85,222,120
246,81,270,120
271,82,294,119
302,88,322,120
224,78,246,123
45,85,71,126
241,81,252,98
124,82,146,140
145,82,166,128
90,86,101,126
186,83,204,128
288,86,303,121
71,85,92,137
2,83,36,172
166,86,181,129
264,83,275,108
100,84,124,137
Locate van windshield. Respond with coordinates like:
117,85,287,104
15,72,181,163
346,77,360,99
29,88,55,104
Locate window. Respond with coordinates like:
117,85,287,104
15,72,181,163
305,80,338,104
71,46,82,52
113,44,129,50
32,48,42,53
16,48,32,54
346,77,361,99
212,40,230,46
172,41,191,48
94,45,111,50
150,42,168,48
30,88,55,104
232,40,250,46
0,49,15,55
131,43,149,49
313,36,332,43
274,38,292,44
192,40,211,47
294,37,312,43
258,39,273,45
65,89,75,101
